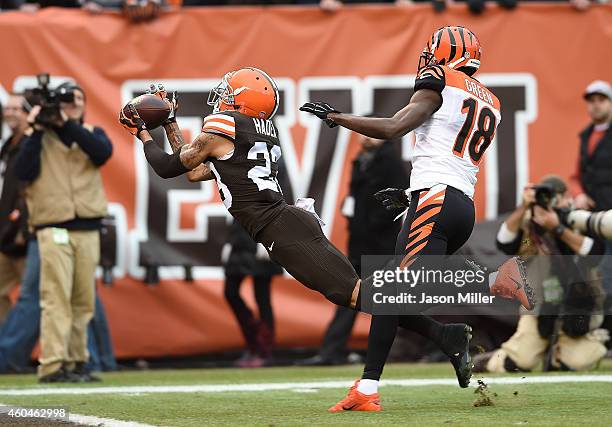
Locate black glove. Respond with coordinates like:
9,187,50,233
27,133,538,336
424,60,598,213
299,102,340,128
374,188,410,211
119,104,147,139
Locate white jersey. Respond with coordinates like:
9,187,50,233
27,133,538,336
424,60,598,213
409,65,501,199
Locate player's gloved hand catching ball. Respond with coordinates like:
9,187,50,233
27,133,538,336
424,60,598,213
147,83,178,125
119,104,148,140
374,188,411,210
299,102,340,128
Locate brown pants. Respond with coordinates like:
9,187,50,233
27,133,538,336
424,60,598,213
0,252,25,325
257,206,360,308
37,228,99,378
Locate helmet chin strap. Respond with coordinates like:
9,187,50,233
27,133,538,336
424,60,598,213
447,56,467,69
448,56,481,73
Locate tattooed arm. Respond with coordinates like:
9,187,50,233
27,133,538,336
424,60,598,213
163,121,187,154
139,129,232,179
187,163,214,182
178,132,233,170
163,121,214,182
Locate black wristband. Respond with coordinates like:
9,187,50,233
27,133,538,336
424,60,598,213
552,224,566,237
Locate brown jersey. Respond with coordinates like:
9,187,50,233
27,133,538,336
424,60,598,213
203,111,286,238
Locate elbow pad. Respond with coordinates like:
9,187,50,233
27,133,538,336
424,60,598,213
143,141,189,179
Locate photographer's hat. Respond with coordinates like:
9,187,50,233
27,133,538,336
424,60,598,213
584,80,612,101
56,81,85,100
540,175,567,194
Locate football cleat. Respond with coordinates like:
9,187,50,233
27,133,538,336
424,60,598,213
328,380,382,413
491,257,535,310
441,324,473,388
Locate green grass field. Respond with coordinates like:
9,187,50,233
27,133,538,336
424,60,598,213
1,361,612,426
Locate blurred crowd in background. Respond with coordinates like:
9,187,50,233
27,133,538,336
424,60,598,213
0,0,608,21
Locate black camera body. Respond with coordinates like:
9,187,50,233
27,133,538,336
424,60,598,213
530,184,565,236
23,73,75,128
532,184,556,209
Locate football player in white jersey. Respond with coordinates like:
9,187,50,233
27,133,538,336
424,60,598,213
302,26,528,412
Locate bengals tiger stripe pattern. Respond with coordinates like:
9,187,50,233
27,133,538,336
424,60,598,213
400,185,447,269
417,64,445,81
427,26,481,73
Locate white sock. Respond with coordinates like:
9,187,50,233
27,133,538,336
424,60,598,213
357,379,379,395
488,271,498,290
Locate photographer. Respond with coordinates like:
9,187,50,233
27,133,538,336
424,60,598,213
474,176,608,373
15,81,112,383
569,80,612,342
0,94,29,326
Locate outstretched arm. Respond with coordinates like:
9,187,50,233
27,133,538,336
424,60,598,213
164,122,214,182
334,90,441,139
120,105,232,179
178,132,233,170
142,131,230,179
301,89,441,140
162,121,213,182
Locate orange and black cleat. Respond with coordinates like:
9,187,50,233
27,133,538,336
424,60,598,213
328,380,382,413
491,256,535,310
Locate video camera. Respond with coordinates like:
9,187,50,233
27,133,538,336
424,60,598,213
23,73,75,128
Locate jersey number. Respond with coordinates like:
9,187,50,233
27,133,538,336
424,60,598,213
247,141,282,193
453,97,497,164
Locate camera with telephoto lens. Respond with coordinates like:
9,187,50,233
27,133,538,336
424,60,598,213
557,208,612,241
23,73,75,128
530,184,612,241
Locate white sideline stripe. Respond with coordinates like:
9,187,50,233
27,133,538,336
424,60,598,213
0,403,157,427
0,375,611,396
68,413,157,427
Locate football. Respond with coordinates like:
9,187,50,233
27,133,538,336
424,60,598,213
124,94,171,130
